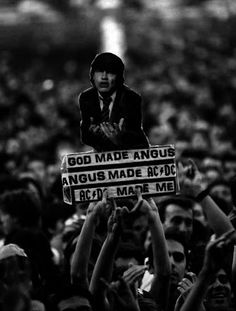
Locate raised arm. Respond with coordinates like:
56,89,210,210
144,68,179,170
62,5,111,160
89,202,126,311
180,230,235,311
178,160,234,236
130,192,171,310
70,193,108,289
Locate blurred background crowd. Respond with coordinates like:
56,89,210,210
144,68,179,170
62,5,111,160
1,0,236,188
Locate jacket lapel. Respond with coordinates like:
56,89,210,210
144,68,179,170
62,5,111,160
90,89,102,122
110,87,124,123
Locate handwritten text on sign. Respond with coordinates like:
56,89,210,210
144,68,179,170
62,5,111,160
61,145,177,204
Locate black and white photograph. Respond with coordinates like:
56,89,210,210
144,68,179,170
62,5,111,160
0,1,236,310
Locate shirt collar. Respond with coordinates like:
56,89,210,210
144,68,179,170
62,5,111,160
98,91,116,102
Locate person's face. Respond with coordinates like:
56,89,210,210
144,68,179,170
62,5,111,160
167,239,186,286
93,70,117,95
132,215,148,243
193,203,207,227
164,204,193,242
27,160,46,183
114,257,139,279
205,269,231,311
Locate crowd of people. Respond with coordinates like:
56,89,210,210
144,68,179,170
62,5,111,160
0,4,236,311
0,155,236,311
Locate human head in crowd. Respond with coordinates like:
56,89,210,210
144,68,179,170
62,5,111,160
25,154,47,187
18,172,45,205
0,244,30,291
148,123,174,146
202,156,223,184
207,179,233,207
0,189,42,236
165,228,188,285
190,127,210,151
0,287,31,311
204,268,233,311
113,242,144,281
42,200,74,241
163,228,189,311
131,212,149,248
54,284,93,311
0,244,35,311
145,227,188,284
115,198,150,249
223,153,236,182
192,201,207,228
159,196,194,244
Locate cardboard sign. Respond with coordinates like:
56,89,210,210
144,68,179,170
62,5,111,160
61,145,178,204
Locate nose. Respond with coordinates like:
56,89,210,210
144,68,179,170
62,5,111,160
212,278,224,289
178,222,187,233
169,255,175,268
101,71,108,78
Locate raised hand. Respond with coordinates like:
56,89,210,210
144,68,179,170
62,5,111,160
107,198,129,237
203,229,236,276
177,272,197,297
178,159,208,198
130,190,158,223
101,277,140,311
87,190,111,225
122,263,147,287
100,122,119,145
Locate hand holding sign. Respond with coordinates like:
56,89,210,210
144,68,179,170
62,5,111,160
87,190,111,225
130,190,158,223
107,197,129,237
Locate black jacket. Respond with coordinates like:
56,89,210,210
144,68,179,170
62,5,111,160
79,85,149,151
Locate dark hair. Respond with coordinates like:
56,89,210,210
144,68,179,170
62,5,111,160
158,195,194,223
53,283,93,309
1,286,31,311
0,189,41,228
89,52,125,87
18,174,45,203
164,227,189,263
207,179,230,191
0,255,32,288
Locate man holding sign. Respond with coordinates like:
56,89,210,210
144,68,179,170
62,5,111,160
79,52,149,152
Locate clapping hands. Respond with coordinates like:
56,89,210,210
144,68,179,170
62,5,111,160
89,117,125,146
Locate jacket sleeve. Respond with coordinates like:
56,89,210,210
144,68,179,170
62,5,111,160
118,90,149,149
